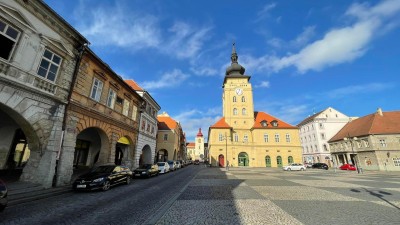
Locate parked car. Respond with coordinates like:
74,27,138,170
134,164,159,178
187,160,193,164
283,163,306,171
72,165,132,191
312,163,329,170
157,162,170,174
168,160,177,171
194,160,200,165
175,161,182,169
177,160,185,167
339,164,357,171
0,179,7,212
306,163,314,168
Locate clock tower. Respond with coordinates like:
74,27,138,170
222,43,254,129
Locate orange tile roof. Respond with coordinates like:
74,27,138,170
125,79,143,91
186,142,195,147
252,112,297,129
210,117,232,129
157,115,178,130
330,111,400,142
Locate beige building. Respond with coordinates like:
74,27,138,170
156,112,185,162
187,128,205,161
208,45,302,168
329,108,400,172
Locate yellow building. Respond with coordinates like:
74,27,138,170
208,44,302,168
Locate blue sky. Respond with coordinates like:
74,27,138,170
44,0,400,142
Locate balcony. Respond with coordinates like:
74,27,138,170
0,59,57,95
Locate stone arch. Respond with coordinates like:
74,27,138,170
138,144,152,166
156,149,168,162
115,135,134,168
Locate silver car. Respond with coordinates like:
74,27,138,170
157,162,170,174
283,163,306,171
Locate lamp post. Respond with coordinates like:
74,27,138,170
344,134,360,174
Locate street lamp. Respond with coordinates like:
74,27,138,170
344,134,361,174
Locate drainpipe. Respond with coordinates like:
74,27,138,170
53,43,88,187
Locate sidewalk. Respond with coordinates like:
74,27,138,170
6,181,72,207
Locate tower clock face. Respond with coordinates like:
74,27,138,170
235,88,243,95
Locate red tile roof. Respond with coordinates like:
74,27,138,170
330,111,400,142
252,112,297,129
186,142,195,147
125,80,143,91
210,117,232,129
157,114,178,130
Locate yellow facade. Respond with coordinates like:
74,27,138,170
208,45,302,168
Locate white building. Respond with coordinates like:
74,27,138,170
297,107,351,166
126,80,160,168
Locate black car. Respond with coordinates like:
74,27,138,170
72,165,132,191
312,163,329,170
133,164,159,178
0,179,7,212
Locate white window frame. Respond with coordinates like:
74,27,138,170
243,134,248,142
0,20,20,61
264,134,269,142
163,134,168,141
233,108,238,115
275,134,280,142
285,133,291,143
218,133,223,142
380,139,387,147
234,133,239,142
122,100,130,116
242,108,246,115
37,49,62,82
106,88,116,109
90,77,103,102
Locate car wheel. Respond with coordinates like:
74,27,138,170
300,168,304,171
126,176,131,185
102,180,111,191
288,168,291,171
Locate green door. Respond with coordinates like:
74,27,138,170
277,156,283,168
265,156,271,167
238,152,249,167
288,156,293,164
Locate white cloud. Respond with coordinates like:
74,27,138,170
76,2,160,50
255,3,277,22
255,81,270,88
141,69,189,90
258,0,400,74
326,83,394,99
190,66,218,76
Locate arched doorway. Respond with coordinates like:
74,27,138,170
116,136,131,166
157,149,168,162
265,156,271,167
277,156,283,168
218,154,224,167
238,152,249,167
288,156,294,164
139,145,152,166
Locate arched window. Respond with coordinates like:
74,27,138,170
241,96,246,102
242,108,246,115
233,96,237,102
265,156,271,167
233,108,238,115
288,156,294,164
277,156,282,167
234,133,239,142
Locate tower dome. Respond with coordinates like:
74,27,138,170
225,43,245,76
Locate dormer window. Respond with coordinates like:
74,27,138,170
261,120,268,127
271,120,278,127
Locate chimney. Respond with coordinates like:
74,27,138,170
377,108,383,116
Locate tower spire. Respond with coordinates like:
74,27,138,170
225,42,245,76
231,42,238,63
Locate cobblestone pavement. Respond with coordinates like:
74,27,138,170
156,168,400,225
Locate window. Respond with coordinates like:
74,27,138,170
321,133,326,140
116,96,123,104
261,120,267,127
393,158,400,167
151,126,154,134
288,156,293,164
233,108,238,115
90,78,103,102
275,134,280,142
163,134,168,141
379,139,387,147
241,96,246,102
37,49,62,82
242,108,246,115
218,133,223,141
323,144,328,151
106,89,116,109
233,96,236,102
315,145,318,152
363,139,370,147
146,124,150,132
285,133,290,143
319,123,324,129
131,105,138,120
313,134,316,140
271,120,278,127
141,120,146,131
234,133,239,142
243,134,248,142
0,20,20,60
122,100,130,116
264,134,269,142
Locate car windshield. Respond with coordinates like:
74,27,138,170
157,163,165,166
139,164,152,169
91,166,115,173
